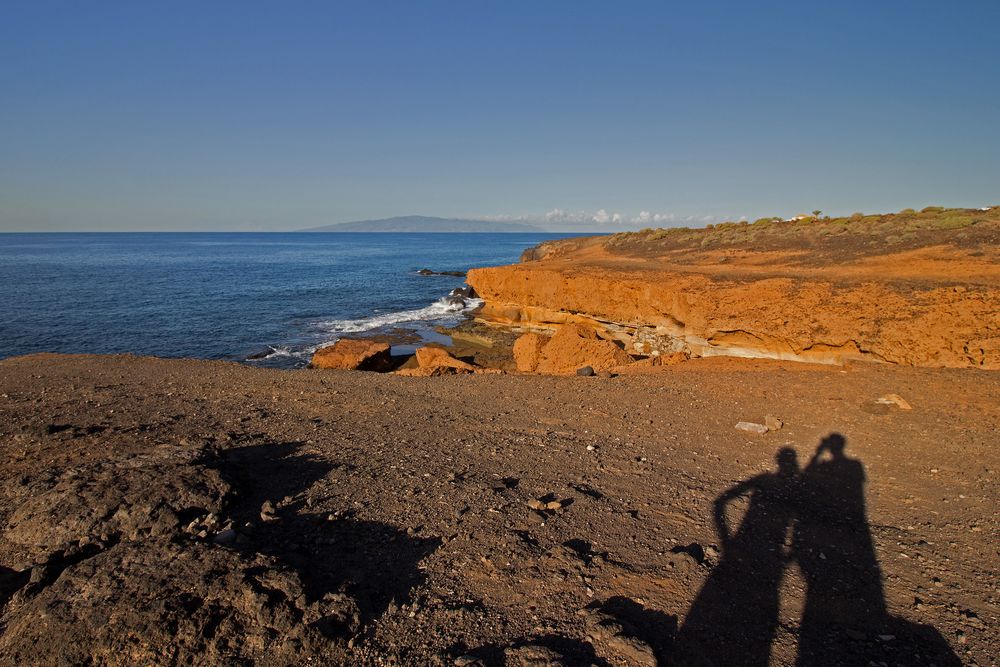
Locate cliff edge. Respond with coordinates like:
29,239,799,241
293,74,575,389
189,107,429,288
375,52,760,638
468,207,1000,369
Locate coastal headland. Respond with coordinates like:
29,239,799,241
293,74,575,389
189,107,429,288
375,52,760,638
0,207,997,665
468,207,1000,369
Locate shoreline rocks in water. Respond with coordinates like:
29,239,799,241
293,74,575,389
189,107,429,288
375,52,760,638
417,268,466,277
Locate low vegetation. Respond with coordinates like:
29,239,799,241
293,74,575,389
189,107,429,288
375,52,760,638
605,206,998,253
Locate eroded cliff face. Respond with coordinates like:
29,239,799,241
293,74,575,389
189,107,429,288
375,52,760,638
467,217,1000,369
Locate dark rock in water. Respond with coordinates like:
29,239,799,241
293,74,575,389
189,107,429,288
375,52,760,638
449,286,480,299
245,347,275,360
576,366,596,377
445,296,466,308
418,269,466,277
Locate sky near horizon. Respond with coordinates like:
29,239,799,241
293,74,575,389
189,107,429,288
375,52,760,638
1,2,998,232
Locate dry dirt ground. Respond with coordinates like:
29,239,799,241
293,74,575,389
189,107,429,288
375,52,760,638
0,354,996,666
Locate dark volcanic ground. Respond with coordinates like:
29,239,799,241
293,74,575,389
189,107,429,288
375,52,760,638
0,354,996,666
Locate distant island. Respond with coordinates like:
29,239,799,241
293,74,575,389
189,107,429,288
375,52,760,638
299,215,543,233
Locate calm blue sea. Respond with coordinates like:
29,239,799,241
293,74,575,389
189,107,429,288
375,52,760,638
0,233,576,368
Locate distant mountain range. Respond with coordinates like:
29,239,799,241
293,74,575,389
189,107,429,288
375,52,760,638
299,216,543,233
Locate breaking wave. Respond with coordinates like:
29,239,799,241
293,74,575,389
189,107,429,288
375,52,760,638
312,296,483,335
245,295,483,364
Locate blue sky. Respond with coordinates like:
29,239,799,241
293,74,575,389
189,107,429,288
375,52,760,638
1,1,998,231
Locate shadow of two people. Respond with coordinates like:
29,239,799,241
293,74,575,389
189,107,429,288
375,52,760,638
672,433,960,666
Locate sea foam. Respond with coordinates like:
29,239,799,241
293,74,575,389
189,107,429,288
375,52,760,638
312,296,483,335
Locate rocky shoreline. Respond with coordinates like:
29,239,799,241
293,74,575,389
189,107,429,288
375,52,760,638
305,209,1000,380
466,208,1000,369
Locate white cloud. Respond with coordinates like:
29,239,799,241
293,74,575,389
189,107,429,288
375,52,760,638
632,211,683,225
479,208,731,228
544,208,574,222
544,208,628,225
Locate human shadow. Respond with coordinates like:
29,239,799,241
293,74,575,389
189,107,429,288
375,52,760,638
793,434,959,666
673,434,960,666
672,447,800,666
215,441,440,636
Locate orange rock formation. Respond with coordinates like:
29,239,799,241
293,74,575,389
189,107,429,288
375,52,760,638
514,324,633,374
395,346,501,376
468,211,1000,369
311,339,392,371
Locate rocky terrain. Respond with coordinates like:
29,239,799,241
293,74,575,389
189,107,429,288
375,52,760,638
0,353,996,665
467,207,1000,369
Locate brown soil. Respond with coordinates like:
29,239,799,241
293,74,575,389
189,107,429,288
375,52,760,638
0,353,996,665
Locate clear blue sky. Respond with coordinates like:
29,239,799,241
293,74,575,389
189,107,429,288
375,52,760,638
1,1,998,231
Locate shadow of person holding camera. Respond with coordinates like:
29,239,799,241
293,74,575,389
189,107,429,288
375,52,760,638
793,433,960,666
672,447,800,666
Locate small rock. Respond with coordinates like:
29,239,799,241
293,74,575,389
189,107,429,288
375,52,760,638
212,529,237,545
735,421,768,435
876,393,912,410
576,366,596,377
261,500,276,515
454,656,483,667
764,415,783,431
527,499,547,511
544,500,563,511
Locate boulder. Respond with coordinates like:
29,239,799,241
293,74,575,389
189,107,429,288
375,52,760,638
449,286,480,299
310,339,392,371
414,347,478,374
535,324,633,375
609,351,689,375
513,332,549,372
395,347,504,376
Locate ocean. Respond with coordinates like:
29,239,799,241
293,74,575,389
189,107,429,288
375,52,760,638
0,232,576,368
